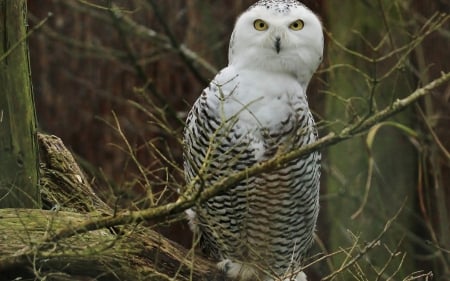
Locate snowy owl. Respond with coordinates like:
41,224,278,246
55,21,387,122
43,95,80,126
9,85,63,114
183,0,323,280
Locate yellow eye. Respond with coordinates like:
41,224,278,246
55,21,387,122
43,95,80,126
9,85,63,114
289,19,304,30
253,19,268,31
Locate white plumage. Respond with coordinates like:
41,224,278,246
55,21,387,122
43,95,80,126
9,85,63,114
183,1,323,280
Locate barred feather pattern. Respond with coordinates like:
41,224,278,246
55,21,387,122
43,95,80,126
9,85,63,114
183,1,323,279
183,70,321,278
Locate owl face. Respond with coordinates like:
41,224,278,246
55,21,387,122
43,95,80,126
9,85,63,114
228,1,323,85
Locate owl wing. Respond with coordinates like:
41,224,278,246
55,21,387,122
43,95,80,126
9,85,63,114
183,68,262,258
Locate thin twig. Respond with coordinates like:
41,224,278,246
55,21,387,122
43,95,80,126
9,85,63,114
107,3,185,127
146,0,210,85
0,72,448,273
322,201,406,280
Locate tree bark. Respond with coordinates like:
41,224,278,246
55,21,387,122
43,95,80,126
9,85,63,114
0,209,218,281
0,0,40,208
0,133,220,281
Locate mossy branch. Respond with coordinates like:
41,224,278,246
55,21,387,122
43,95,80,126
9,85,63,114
1,72,447,272
0,134,220,280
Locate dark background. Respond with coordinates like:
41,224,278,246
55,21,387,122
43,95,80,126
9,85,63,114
27,1,450,279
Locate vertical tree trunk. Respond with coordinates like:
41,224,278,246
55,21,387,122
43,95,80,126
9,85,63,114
412,2,450,276
0,0,40,208
323,0,416,277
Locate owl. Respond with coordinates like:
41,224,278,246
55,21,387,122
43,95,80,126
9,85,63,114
183,0,323,280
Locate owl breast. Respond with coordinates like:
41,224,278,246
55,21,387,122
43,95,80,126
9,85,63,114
210,66,309,133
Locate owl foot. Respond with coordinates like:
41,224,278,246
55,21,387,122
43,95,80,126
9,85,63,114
217,259,307,281
217,259,259,280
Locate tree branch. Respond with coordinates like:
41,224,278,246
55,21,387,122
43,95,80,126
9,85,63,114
1,72,446,268
0,133,220,280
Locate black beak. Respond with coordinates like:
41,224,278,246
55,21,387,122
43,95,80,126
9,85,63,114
275,37,281,54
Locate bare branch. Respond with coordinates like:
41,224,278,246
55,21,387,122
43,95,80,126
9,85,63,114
1,72,447,273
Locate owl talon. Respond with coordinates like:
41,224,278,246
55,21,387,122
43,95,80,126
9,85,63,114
217,259,260,280
217,259,232,273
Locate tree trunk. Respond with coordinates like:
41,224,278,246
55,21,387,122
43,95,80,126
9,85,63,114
0,0,40,208
323,0,417,277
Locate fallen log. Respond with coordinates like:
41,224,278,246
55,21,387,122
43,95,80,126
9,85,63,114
0,134,220,281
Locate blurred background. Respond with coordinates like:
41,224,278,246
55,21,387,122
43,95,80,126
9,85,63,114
27,0,449,280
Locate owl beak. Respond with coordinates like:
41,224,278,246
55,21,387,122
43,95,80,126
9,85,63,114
275,37,281,54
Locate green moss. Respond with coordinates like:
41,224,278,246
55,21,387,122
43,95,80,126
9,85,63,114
0,0,40,208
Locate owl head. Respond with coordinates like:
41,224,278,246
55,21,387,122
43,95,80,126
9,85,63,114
228,0,323,86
